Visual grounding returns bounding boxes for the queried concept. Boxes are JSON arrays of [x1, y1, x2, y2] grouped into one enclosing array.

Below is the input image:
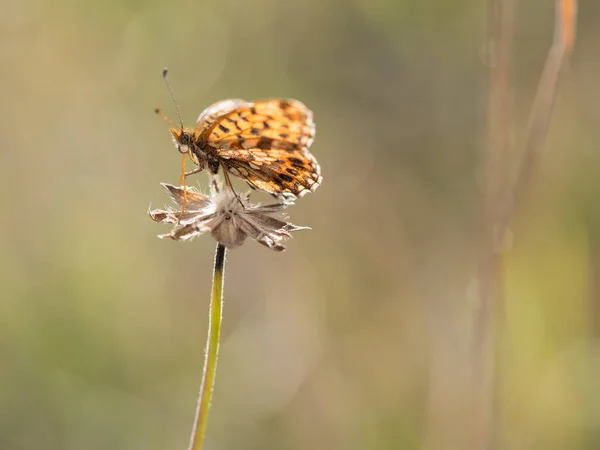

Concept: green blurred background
[[2, 0, 600, 449]]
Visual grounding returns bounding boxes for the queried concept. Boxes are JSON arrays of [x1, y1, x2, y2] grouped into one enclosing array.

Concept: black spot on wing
[[278, 173, 294, 183], [289, 157, 306, 167], [257, 137, 272, 150]]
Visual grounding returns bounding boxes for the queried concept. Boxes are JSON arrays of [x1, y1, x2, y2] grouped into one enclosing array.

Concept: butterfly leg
[[184, 167, 204, 178], [178, 154, 204, 223], [207, 172, 220, 194], [220, 164, 246, 208], [177, 157, 206, 223], [175, 154, 190, 223]]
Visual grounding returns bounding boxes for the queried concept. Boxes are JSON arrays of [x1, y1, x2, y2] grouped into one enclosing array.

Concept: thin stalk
[[188, 243, 227, 450], [471, 1, 577, 449], [471, 2, 514, 449]]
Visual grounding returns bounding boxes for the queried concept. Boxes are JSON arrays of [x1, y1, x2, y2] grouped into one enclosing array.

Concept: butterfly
[[165, 96, 322, 202]]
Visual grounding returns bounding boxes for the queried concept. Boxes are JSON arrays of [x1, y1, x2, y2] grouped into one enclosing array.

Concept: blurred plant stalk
[[472, 0, 577, 449], [188, 244, 226, 450]]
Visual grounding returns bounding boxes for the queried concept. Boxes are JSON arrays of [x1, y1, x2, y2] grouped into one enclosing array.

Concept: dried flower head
[[148, 184, 310, 251]]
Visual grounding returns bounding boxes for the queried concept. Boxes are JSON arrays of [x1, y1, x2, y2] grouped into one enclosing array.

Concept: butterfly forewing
[[201, 100, 311, 145], [195, 99, 250, 132]]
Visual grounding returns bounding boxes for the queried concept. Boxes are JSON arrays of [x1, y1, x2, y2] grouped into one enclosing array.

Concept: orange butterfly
[[158, 70, 322, 202]]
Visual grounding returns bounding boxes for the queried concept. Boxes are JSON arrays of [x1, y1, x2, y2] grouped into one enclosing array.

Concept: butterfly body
[[170, 127, 221, 174], [169, 98, 322, 199]]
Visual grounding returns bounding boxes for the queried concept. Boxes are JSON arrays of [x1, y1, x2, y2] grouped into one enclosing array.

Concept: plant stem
[[188, 243, 227, 450], [471, 2, 514, 449], [471, 1, 577, 449]]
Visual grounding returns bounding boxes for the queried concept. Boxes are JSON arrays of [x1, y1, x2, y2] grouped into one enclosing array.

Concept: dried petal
[[162, 183, 213, 211], [159, 222, 211, 241], [150, 184, 309, 251]]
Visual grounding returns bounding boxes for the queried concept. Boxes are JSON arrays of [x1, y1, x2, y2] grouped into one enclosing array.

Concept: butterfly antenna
[[162, 67, 184, 130], [154, 107, 177, 126]]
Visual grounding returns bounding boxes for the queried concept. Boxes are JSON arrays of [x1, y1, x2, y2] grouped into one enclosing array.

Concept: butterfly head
[[170, 127, 192, 154]]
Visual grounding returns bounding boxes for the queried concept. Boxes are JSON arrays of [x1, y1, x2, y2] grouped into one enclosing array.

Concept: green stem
[[188, 243, 226, 450]]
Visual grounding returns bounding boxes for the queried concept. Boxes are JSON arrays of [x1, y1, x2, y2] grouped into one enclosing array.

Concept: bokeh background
[[2, 0, 600, 449]]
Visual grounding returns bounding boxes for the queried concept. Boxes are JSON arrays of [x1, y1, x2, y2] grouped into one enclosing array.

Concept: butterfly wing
[[204, 99, 314, 147], [195, 99, 251, 132], [220, 146, 322, 198], [202, 99, 321, 197]]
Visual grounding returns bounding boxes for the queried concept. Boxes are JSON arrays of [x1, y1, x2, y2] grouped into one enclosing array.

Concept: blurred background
[[1, 0, 600, 449]]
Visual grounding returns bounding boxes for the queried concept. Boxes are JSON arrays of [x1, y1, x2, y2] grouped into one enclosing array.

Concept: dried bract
[[148, 184, 309, 251]]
